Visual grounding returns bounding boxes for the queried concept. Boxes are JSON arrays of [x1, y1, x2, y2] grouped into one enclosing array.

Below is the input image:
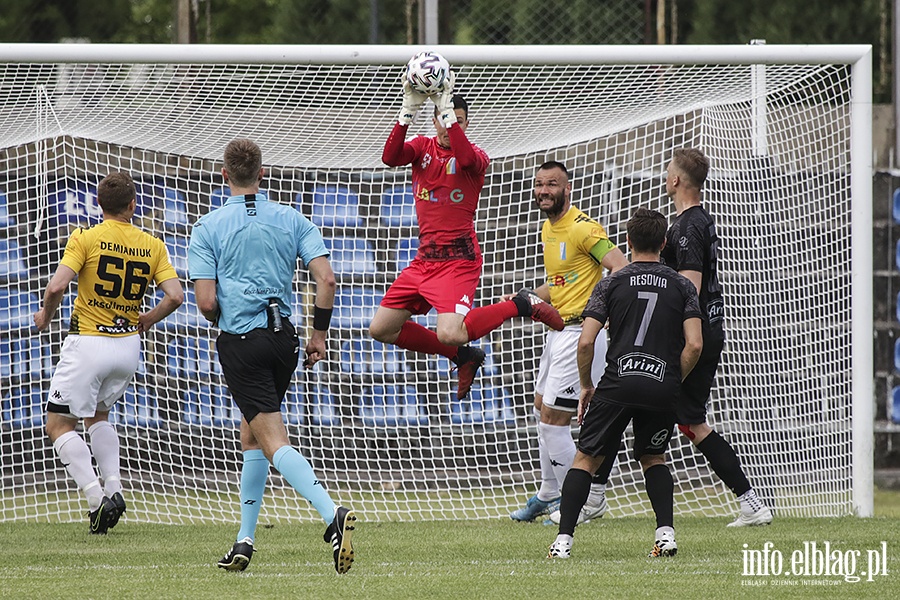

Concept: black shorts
[[216, 319, 300, 422], [675, 332, 725, 425], [578, 399, 675, 462]]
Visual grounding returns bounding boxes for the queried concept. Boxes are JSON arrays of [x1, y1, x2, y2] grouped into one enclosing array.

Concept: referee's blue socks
[[237, 449, 269, 542], [272, 445, 337, 523]]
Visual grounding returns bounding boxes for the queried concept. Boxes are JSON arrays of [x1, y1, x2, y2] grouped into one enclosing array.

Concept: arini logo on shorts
[[617, 352, 665, 382]]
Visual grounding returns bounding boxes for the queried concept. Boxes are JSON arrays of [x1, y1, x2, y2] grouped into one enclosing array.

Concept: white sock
[[88, 421, 122, 496], [103, 475, 122, 497], [656, 526, 675, 539], [555, 533, 574, 545], [535, 408, 559, 501], [53, 431, 103, 509], [539, 421, 576, 490], [586, 483, 606, 507]]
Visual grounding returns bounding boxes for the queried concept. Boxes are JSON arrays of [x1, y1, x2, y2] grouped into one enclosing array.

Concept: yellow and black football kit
[[60, 220, 178, 336], [541, 206, 616, 324]]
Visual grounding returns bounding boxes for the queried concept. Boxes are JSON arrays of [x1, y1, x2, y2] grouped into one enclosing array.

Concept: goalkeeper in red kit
[[369, 71, 564, 399]]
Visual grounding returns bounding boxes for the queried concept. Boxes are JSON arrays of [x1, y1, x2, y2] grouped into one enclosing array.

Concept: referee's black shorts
[[578, 399, 675, 462], [675, 331, 725, 425], [216, 319, 300, 422]]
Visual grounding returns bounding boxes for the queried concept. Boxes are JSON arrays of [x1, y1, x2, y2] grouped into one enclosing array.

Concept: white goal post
[[0, 43, 872, 524]]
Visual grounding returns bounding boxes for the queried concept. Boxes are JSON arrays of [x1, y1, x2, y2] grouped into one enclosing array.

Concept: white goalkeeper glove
[[432, 71, 457, 129], [399, 76, 427, 126]]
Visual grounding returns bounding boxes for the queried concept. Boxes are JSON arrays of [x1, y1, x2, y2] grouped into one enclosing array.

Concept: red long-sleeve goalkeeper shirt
[[382, 123, 490, 261]]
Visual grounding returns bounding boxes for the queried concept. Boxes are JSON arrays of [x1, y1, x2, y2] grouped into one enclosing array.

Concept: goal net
[[0, 44, 872, 524]]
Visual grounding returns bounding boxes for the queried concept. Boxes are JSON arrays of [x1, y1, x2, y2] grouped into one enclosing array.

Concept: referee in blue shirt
[[188, 138, 356, 574]]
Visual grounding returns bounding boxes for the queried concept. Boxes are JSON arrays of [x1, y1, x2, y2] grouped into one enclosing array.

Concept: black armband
[[312, 306, 333, 331]]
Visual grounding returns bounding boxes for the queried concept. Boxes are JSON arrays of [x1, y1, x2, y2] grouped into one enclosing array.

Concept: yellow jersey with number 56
[[542, 206, 614, 324], [60, 220, 178, 336]]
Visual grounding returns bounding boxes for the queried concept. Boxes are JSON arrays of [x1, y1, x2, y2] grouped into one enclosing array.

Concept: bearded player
[[548, 207, 703, 560], [370, 68, 564, 400], [509, 161, 628, 524]]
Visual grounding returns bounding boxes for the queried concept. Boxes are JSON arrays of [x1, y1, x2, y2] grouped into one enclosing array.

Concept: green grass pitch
[[2, 488, 898, 599]]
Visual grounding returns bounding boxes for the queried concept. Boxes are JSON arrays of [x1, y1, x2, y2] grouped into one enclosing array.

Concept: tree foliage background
[[0, 0, 890, 100]]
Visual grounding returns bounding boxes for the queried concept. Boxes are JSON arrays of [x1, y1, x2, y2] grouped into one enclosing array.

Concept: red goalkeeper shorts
[[381, 256, 482, 315]]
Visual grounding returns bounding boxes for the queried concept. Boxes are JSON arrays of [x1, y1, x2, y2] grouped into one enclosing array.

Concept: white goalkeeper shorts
[[534, 325, 607, 413], [47, 334, 141, 419]]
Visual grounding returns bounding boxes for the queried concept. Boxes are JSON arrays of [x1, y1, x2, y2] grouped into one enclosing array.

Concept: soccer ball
[[405, 51, 451, 95]]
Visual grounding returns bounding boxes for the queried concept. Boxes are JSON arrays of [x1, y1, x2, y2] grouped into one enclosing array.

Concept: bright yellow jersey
[[542, 206, 614, 324], [60, 220, 178, 336]]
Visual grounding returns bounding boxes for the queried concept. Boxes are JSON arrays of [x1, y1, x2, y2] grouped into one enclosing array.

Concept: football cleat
[[324, 506, 356, 574], [648, 532, 678, 558], [106, 492, 126, 530], [547, 536, 573, 559], [516, 289, 564, 331], [548, 493, 608, 525], [217, 537, 255, 571], [510, 494, 560, 522], [727, 505, 773, 528], [88, 496, 118, 535], [453, 346, 486, 400]]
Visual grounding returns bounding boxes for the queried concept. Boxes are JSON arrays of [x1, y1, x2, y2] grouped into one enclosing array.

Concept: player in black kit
[[589, 148, 774, 528], [547, 207, 703, 560], [661, 148, 773, 528]]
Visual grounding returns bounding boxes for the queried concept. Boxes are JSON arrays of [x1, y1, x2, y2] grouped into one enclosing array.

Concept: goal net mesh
[[0, 55, 854, 524]]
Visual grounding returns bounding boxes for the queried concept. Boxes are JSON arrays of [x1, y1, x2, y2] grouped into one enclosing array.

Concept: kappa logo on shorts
[[563, 386, 576, 396], [459, 294, 471, 306], [617, 352, 665, 382]]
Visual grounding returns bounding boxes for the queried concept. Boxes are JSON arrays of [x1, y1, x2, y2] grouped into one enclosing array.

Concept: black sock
[[696, 430, 751, 496], [592, 453, 616, 485], [643, 464, 674, 529], [558, 468, 592, 536], [511, 293, 531, 317]]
